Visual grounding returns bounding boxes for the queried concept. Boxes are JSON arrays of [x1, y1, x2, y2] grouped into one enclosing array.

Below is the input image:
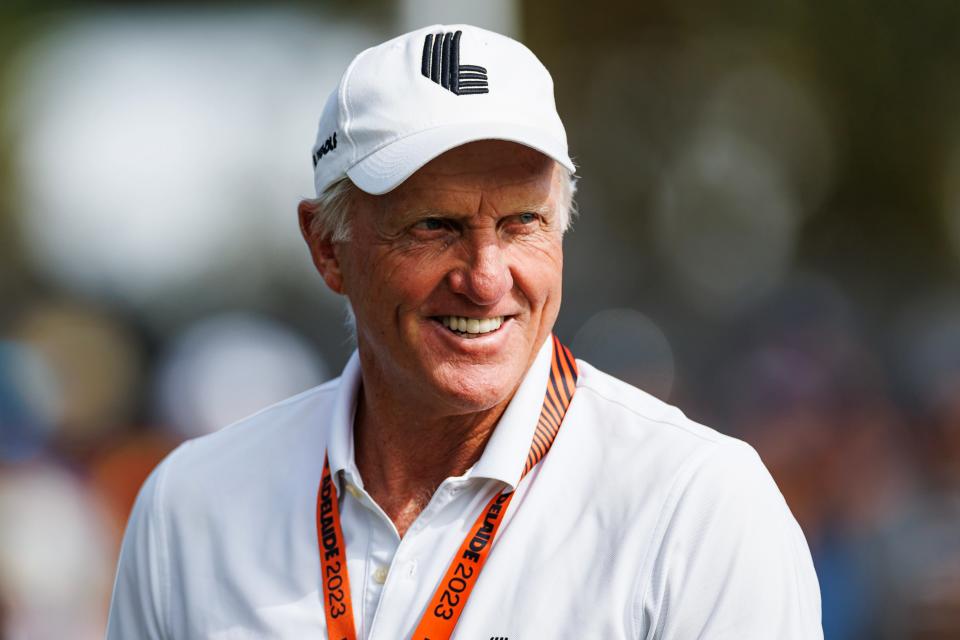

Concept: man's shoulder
[[573, 358, 739, 453], [567, 358, 781, 518]]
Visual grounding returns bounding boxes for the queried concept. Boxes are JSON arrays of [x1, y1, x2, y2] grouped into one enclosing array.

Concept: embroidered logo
[[312, 131, 337, 167], [421, 30, 489, 95]]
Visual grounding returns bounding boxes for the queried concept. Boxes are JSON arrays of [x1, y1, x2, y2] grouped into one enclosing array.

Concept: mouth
[[432, 315, 509, 339]]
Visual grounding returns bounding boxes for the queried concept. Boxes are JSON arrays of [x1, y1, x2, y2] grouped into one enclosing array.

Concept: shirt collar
[[327, 350, 363, 493], [325, 336, 556, 493], [467, 336, 555, 490]]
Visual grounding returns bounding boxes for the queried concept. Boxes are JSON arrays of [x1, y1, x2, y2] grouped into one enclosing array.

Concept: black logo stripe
[[431, 32, 443, 83], [420, 30, 489, 95], [449, 30, 461, 90], [421, 34, 433, 77], [440, 32, 453, 90]]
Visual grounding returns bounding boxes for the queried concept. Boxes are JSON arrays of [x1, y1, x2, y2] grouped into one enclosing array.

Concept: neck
[[353, 377, 511, 538]]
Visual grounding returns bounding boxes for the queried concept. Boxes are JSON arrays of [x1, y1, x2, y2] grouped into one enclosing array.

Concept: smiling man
[[304, 140, 568, 542], [107, 25, 823, 639]]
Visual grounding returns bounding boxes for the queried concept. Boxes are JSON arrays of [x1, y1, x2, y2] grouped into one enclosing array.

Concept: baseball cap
[[310, 24, 574, 196]]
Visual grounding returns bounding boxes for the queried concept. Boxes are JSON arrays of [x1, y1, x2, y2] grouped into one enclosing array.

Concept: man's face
[[329, 140, 565, 415]]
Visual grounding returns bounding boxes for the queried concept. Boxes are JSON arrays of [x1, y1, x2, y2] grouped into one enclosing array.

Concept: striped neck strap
[[318, 335, 578, 640]]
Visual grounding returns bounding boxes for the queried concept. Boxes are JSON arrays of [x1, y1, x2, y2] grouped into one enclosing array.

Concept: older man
[[108, 24, 822, 639]]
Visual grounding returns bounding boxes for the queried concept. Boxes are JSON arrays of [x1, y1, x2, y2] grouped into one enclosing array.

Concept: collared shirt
[[107, 338, 823, 639]]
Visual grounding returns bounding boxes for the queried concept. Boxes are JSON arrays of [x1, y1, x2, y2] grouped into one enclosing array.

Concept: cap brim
[[345, 122, 575, 195]]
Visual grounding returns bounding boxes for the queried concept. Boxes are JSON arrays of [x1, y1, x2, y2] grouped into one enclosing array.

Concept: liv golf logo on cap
[[421, 30, 489, 95]]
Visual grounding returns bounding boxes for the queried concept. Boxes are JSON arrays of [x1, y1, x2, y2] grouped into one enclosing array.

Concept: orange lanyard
[[316, 335, 578, 640]]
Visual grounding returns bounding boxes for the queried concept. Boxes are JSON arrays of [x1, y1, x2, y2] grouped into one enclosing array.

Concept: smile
[[435, 315, 506, 338]]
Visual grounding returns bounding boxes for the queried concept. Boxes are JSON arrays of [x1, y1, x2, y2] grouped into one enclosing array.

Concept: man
[[107, 24, 822, 639]]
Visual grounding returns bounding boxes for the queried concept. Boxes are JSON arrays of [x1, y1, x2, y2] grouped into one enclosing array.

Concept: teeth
[[441, 315, 504, 335]]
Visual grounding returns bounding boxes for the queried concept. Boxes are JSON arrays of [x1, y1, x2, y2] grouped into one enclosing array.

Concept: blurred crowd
[[2, 1, 960, 639], [5, 278, 960, 640]]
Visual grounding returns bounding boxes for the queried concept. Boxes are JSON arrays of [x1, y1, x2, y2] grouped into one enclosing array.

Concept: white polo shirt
[[107, 337, 822, 639]]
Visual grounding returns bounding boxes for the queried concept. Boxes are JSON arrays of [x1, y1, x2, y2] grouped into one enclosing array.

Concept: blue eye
[[518, 212, 538, 224], [415, 218, 445, 231]]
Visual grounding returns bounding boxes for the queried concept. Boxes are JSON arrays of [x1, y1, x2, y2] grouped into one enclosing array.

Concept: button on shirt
[[107, 338, 823, 639]]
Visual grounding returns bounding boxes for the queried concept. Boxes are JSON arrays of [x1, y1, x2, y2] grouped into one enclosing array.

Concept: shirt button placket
[[369, 486, 459, 638], [367, 502, 406, 635]]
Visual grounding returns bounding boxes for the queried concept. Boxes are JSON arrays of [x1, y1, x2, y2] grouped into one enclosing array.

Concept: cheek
[[351, 251, 451, 315], [339, 248, 391, 321], [510, 242, 563, 305]]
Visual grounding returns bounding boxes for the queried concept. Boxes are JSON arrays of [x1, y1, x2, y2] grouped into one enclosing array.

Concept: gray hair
[[302, 169, 578, 243], [303, 176, 357, 243]]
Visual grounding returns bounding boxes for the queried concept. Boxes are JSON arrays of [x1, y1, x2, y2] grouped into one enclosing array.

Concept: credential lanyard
[[316, 335, 579, 640]]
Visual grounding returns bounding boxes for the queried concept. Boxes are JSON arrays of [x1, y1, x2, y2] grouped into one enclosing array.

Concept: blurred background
[[1, 0, 959, 637]]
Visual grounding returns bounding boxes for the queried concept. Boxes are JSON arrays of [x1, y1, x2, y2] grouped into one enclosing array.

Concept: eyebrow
[[404, 202, 555, 219]]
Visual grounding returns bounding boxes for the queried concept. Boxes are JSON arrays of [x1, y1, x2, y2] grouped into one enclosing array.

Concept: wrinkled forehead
[[376, 140, 562, 214]]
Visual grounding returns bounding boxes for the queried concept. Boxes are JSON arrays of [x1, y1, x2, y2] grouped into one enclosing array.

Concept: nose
[[447, 235, 513, 305]]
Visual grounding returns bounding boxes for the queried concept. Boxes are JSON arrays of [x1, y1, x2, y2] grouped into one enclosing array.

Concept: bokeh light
[[153, 312, 329, 439], [0, 341, 60, 462], [896, 290, 960, 416], [11, 303, 142, 449], [654, 127, 799, 315], [8, 9, 379, 310], [0, 464, 113, 640], [572, 308, 675, 400], [398, 0, 519, 36], [700, 63, 836, 214]]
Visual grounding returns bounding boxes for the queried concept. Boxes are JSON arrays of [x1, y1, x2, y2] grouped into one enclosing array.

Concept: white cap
[[311, 24, 575, 196]]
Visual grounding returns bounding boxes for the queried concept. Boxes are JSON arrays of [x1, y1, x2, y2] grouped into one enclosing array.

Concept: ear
[[298, 200, 345, 294]]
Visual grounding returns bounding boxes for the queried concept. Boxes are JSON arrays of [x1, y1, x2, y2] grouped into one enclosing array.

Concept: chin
[[429, 362, 521, 413]]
